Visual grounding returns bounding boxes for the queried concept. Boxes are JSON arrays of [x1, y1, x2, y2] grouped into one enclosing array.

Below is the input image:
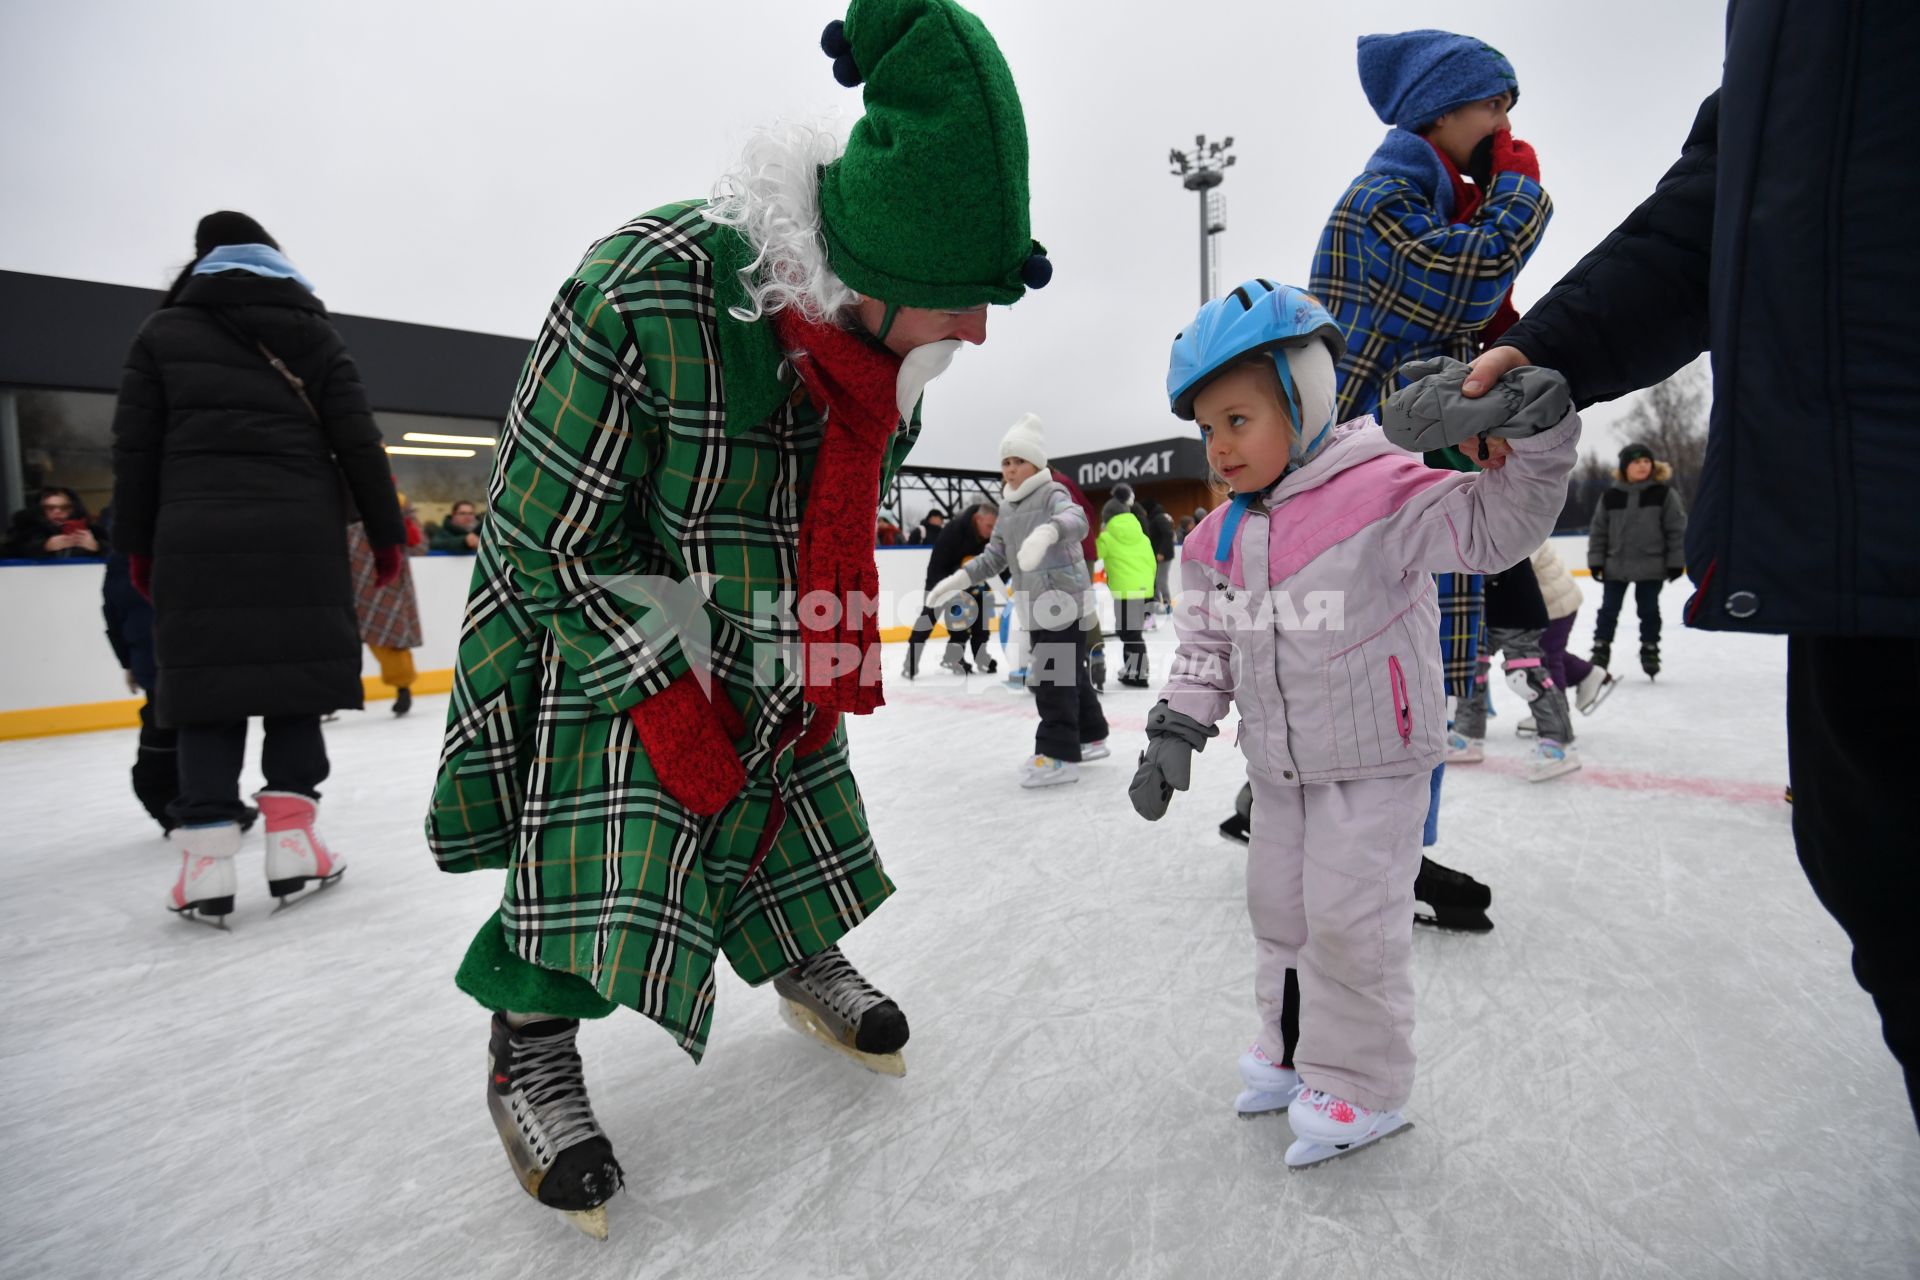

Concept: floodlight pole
[[1168, 134, 1236, 306]]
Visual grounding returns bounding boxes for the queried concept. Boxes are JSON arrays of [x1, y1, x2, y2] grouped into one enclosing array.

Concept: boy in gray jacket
[[929, 414, 1109, 787], [1588, 442, 1687, 677]]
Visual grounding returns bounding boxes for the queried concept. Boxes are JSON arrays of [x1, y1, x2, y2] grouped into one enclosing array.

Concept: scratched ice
[[2, 570, 1915, 1279]]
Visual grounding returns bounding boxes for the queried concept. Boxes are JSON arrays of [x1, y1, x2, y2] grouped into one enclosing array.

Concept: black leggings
[[170, 715, 329, 827]]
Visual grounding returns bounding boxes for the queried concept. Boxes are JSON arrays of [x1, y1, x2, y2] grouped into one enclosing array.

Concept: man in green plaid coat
[[424, 0, 1051, 1238]]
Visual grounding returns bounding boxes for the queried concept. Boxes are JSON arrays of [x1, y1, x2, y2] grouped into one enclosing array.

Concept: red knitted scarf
[[771, 307, 904, 715], [1428, 140, 1520, 346]]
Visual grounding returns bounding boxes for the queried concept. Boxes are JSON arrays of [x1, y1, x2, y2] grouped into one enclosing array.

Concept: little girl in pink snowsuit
[[1130, 281, 1578, 1165]]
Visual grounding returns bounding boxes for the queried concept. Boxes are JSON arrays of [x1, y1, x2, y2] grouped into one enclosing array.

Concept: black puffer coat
[[110, 272, 404, 725], [924, 502, 995, 586], [1497, 1, 1920, 636]]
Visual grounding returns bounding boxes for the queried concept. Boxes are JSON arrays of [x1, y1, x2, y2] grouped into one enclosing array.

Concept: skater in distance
[[1131, 279, 1580, 1167], [423, 0, 1051, 1236], [109, 210, 405, 927]]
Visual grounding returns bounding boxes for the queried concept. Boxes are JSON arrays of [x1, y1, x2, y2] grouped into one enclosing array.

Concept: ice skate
[[1640, 643, 1661, 679], [901, 650, 919, 681], [773, 944, 909, 1077], [1413, 856, 1493, 932], [974, 652, 999, 675], [486, 1013, 624, 1239], [1590, 640, 1612, 672], [1019, 754, 1080, 788], [1285, 1089, 1412, 1169], [1575, 665, 1616, 713], [1515, 716, 1537, 738], [1444, 731, 1484, 764], [1080, 740, 1110, 762], [1218, 784, 1253, 845], [1004, 667, 1028, 691], [1117, 675, 1152, 689], [1526, 740, 1581, 783], [392, 686, 413, 717], [939, 640, 972, 676], [166, 821, 241, 928], [258, 791, 345, 912], [1235, 1043, 1302, 1118]]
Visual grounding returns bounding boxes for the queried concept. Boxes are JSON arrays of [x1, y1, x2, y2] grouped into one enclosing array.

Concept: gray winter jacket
[[962, 472, 1090, 629], [1588, 462, 1686, 582]]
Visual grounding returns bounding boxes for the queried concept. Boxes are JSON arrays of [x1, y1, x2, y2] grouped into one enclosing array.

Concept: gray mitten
[[1382, 357, 1572, 454], [1128, 701, 1220, 821]]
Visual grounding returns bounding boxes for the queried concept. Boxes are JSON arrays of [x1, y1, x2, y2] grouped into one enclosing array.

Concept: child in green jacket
[[1097, 496, 1157, 687]]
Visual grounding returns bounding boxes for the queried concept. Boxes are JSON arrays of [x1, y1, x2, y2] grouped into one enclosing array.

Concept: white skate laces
[[790, 946, 884, 1023], [507, 1023, 604, 1161]]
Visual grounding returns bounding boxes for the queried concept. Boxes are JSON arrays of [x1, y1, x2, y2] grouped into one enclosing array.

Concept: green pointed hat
[[816, 0, 1051, 309]]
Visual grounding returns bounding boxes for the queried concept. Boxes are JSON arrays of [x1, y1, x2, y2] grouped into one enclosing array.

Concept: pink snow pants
[[1246, 768, 1430, 1111]]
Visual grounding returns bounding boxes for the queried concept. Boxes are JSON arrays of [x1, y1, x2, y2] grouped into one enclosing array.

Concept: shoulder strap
[[195, 306, 321, 423]]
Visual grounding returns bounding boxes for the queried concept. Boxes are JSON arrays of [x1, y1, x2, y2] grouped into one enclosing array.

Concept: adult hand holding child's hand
[[1383, 357, 1570, 459]]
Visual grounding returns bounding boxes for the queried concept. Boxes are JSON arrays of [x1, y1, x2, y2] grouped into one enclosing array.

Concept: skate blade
[[1526, 760, 1582, 784], [1413, 909, 1493, 934], [562, 1206, 609, 1240], [169, 905, 233, 932], [778, 997, 905, 1077], [270, 870, 345, 915], [1285, 1118, 1414, 1170]]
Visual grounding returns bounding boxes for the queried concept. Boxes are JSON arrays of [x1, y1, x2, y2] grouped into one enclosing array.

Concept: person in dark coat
[[904, 502, 997, 677], [4, 486, 106, 559], [428, 500, 484, 552], [1139, 498, 1176, 610], [99, 507, 178, 832], [1463, 0, 1920, 1126], [110, 210, 405, 923], [1587, 442, 1687, 676], [1050, 467, 1108, 688], [906, 507, 945, 545]]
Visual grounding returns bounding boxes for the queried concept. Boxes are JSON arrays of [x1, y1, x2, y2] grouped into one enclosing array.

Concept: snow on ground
[[1, 574, 1915, 1280]]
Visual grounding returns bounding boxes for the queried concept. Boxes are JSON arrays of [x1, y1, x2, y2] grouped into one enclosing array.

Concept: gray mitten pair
[[1129, 701, 1219, 821], [1382, 358, 1572, 456]]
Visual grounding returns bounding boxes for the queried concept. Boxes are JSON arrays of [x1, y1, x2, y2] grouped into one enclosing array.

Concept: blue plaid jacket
[[1311, 169, 1551, 422]]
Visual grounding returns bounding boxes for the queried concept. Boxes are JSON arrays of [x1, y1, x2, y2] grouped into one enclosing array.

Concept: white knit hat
[[999, 412, 1047, 468]]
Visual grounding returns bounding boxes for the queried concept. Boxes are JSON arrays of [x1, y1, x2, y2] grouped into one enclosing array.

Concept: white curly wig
[[701, 121, 858, 325]]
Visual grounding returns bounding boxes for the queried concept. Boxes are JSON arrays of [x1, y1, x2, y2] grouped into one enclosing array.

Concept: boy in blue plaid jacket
[[1313, 30, 1554, 930]]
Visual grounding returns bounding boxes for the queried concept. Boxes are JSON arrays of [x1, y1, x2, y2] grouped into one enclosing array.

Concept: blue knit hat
[[1356, 30, 1519, 129]]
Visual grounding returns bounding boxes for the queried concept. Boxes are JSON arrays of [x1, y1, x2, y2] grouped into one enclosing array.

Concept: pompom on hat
[[1356, 30, 1519, 130], [816, 0, 1050, 309]]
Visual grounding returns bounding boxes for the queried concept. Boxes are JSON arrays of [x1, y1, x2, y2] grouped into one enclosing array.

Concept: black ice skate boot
[[1590, 640, 1612, 673], [774, 945, 910, 1076], [1640, 643, 1661, 679], [1413, 856, 1493, 933], [487, 1013, 624, 1239], [1218, 781, 1253, 845]]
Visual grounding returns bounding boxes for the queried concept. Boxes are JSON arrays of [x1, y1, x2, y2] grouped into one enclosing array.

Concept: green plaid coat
[[427, 202, 919, 1060]]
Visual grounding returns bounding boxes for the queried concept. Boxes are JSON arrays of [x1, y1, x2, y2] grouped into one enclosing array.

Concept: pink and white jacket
[[1161, 411, 1580, 785]]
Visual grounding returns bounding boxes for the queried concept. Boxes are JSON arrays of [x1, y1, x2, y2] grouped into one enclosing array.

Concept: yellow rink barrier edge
[[0, 623, 956, 741]]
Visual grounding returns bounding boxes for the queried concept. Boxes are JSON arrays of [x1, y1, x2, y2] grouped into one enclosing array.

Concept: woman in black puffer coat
[[111, 211, 404, 922]]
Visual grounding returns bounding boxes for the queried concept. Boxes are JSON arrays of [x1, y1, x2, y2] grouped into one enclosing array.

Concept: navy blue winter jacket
[[1496, 0, 1920, 637]]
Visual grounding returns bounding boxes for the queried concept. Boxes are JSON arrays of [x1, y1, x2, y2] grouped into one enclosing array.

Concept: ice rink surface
[[2, 575, 1916, 1280]]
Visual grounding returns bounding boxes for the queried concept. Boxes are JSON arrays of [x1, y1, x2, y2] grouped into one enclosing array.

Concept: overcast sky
[[1, 0, 1726, 467]]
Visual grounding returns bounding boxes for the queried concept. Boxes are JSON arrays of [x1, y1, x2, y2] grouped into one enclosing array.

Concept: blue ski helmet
[[1166, 280, 1345, 422]]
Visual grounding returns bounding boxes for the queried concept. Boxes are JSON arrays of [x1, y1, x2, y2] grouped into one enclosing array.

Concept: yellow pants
[[369, 644, 416, 690]]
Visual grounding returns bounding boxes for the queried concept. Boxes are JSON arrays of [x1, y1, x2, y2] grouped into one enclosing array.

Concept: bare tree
[[1615, 364, 1710, 506]]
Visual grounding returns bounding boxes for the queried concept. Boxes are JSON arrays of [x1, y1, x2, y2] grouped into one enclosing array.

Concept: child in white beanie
[[929, 413, 1109, 786]]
